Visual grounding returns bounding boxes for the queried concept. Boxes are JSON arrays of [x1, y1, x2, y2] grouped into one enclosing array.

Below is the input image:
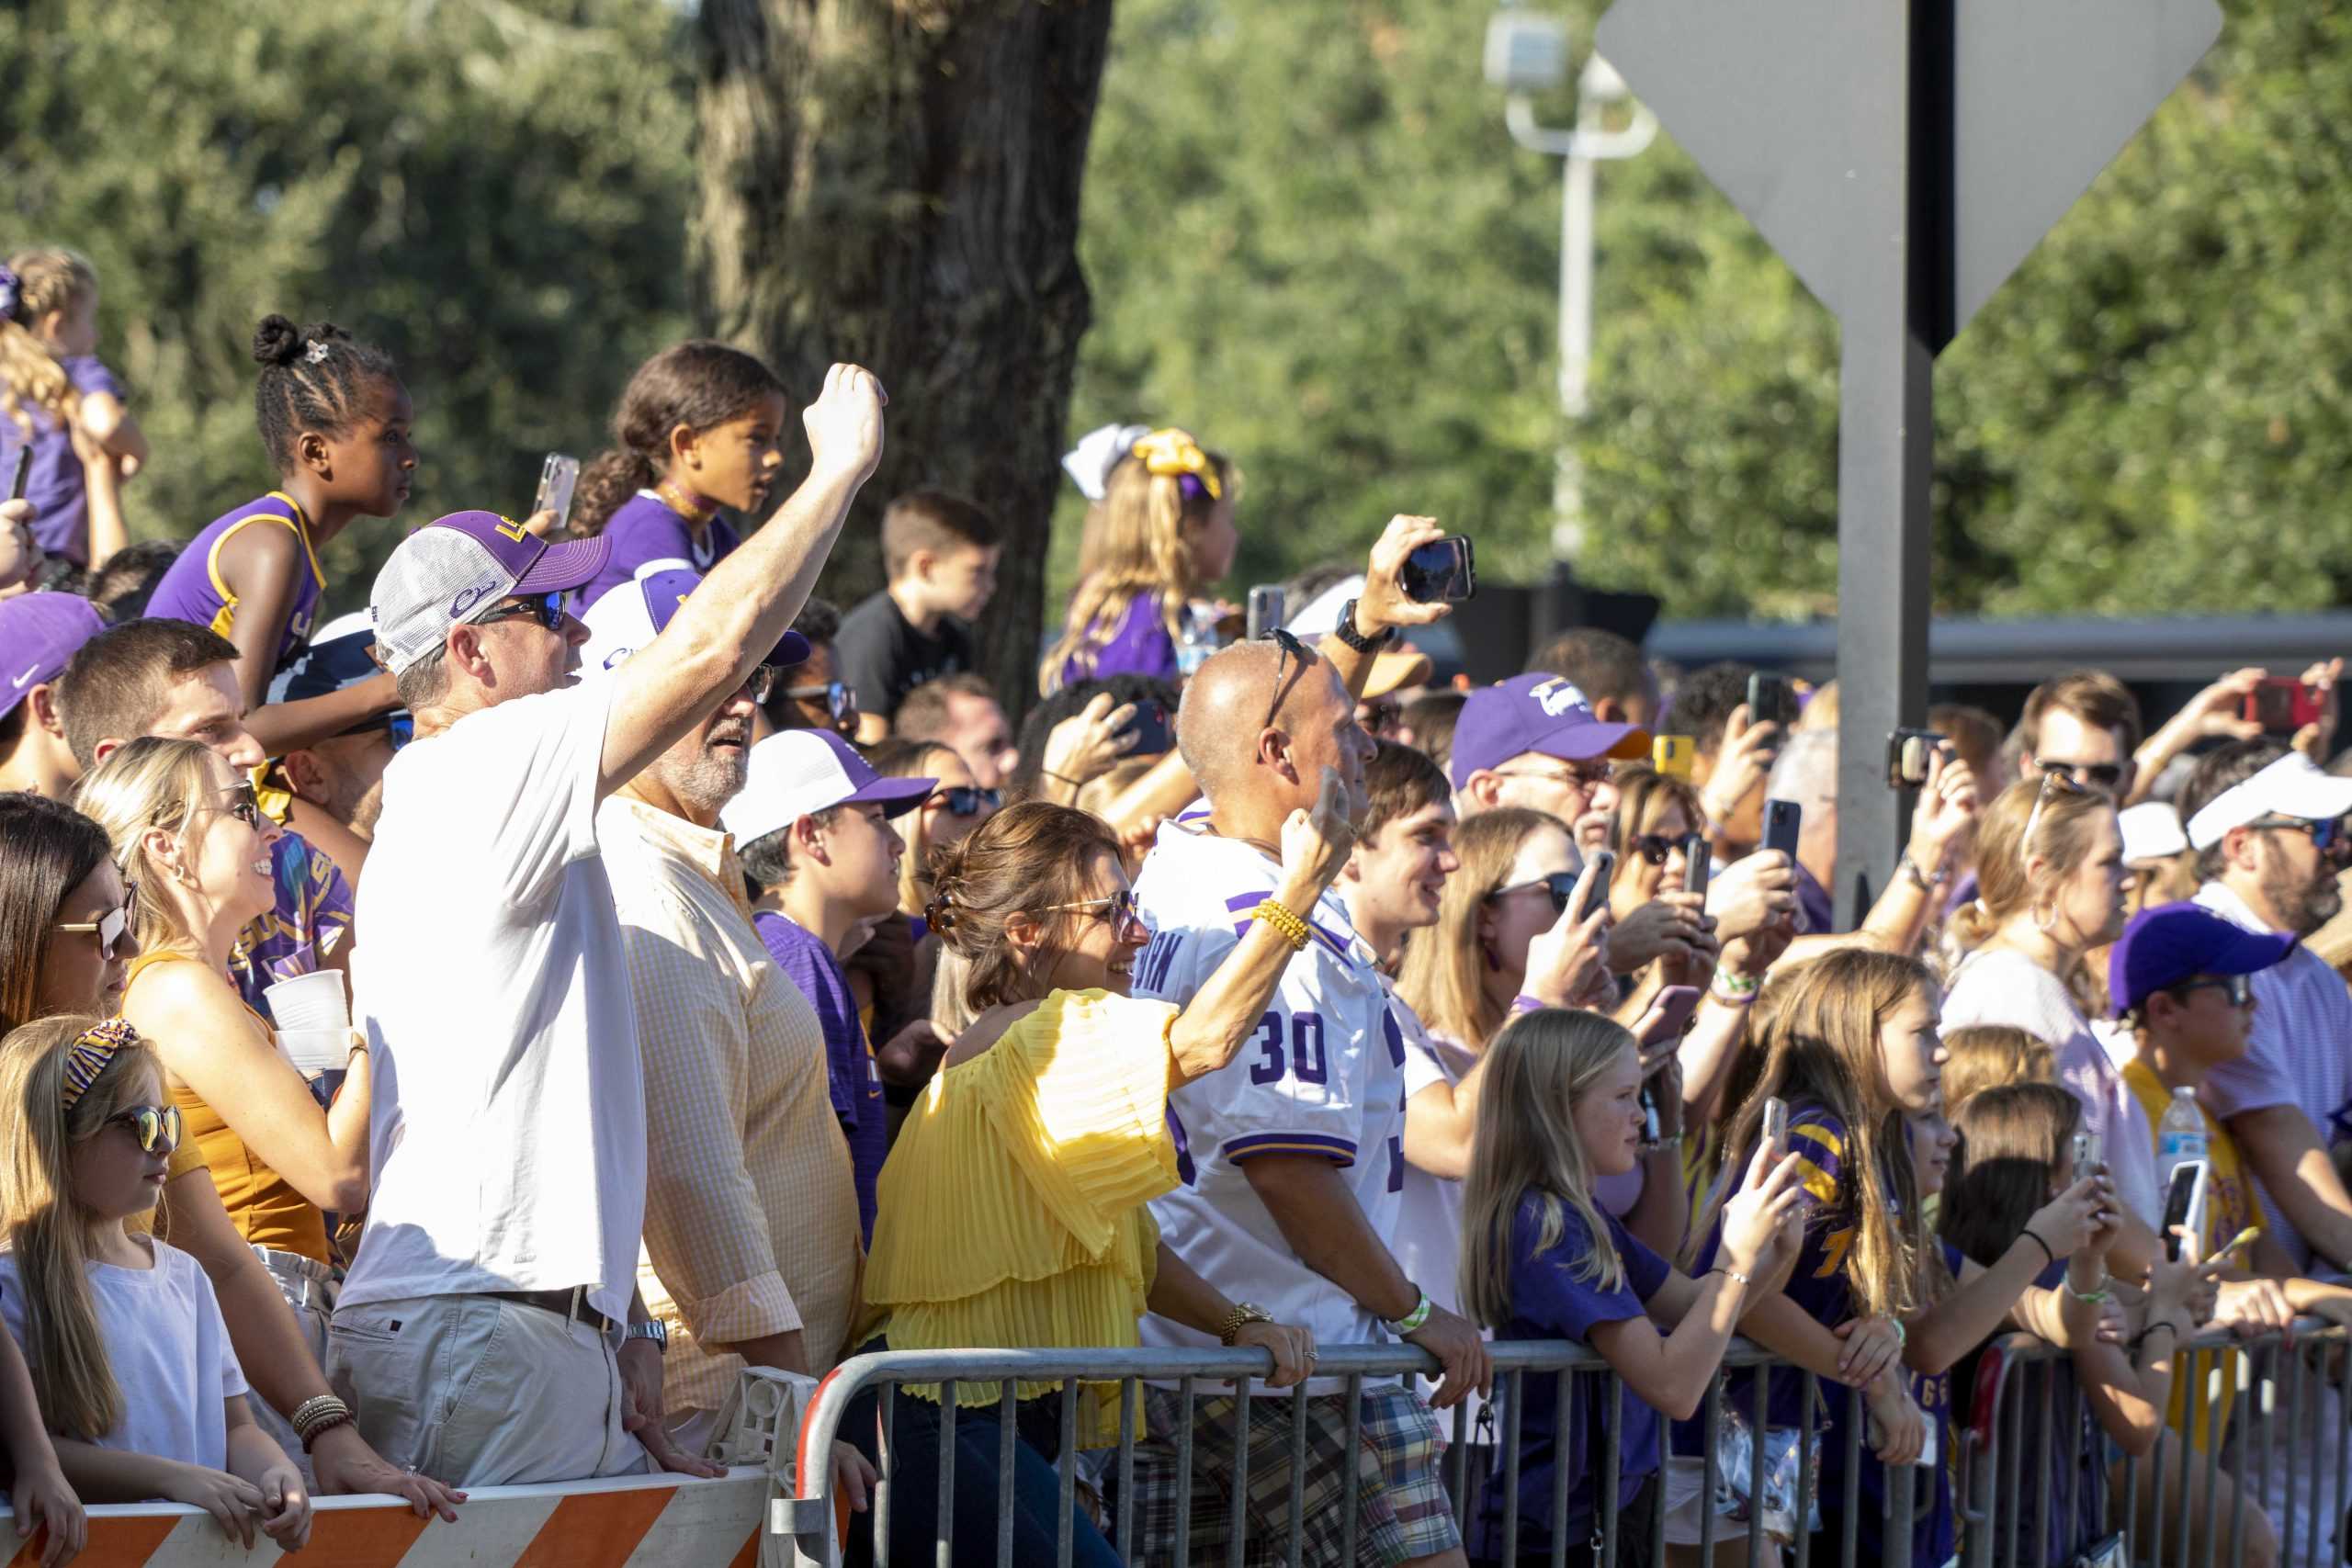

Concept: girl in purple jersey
[[1462, 1007, 1805, 1567], [142, 316, 411, 754], [569, 341, 789, 608], [0, 248, 145, 573]]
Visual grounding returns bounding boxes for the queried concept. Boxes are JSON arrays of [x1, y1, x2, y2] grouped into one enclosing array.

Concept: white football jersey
[[1131, 819, 1409, 1389]]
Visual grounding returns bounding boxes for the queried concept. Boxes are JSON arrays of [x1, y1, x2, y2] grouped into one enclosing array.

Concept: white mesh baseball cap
[[718, 728, 935, 848], [581, 559, 808, 677], [369, 511, 611, 675]]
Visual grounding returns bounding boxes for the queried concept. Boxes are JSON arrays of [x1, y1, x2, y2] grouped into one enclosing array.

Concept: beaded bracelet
[[1251, 899, 1310, 952]]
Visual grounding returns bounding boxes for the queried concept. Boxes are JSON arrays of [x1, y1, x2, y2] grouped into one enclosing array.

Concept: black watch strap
[[1330, 598, 1393, 654]]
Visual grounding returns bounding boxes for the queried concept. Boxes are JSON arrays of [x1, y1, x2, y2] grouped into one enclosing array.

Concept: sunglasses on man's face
[[929, 785, 1001, 818], [53, 885, 137, 963], [2250, 815, 2342, 853], [478, 591, 569, 633], [102, 1103, 184, 1156], [1488, 871, 1577, 917], [2038, 759, 2126, 792]]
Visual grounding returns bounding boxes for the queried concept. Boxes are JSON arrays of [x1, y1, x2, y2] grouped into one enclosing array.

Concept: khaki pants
[[250, 1247, 335, 1487], [324, 1293, 649, 1488]]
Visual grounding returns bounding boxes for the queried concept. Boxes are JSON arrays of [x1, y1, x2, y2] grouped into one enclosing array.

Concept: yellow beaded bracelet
[[1251, 898, 1310, 952]]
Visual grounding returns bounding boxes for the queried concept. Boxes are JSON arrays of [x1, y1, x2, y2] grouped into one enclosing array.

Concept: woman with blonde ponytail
[[1939, 774, 2165, 1256], [1041, 426, 1239, 694]]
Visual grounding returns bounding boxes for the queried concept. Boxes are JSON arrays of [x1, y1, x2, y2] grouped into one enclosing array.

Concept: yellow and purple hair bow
[[61, 1018, 141, 1111], [1129, 428, 1223, 502]]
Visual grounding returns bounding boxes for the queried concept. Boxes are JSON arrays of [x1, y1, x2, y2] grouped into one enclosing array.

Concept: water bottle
[[2156, 1086, 2208, 1186], [1174, 601, 1217, 676]]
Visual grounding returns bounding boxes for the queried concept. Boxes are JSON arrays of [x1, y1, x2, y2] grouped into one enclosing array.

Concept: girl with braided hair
[[143, 315, 413, 753]]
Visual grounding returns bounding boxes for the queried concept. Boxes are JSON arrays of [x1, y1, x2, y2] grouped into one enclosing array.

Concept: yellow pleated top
[[861, 987, 1180, 1447], [123, 953, 332, 1263]]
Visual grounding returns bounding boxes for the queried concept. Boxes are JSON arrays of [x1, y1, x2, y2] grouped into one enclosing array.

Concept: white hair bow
[[1060, 423, 1150, 502]]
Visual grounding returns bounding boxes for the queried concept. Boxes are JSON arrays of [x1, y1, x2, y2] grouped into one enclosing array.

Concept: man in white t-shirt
[[1128, 613, 1489, 1568], [325, 364, 887, 1489], [2176, 740, 2352, 1564]]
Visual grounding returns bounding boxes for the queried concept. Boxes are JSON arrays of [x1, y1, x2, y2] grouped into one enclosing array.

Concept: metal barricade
[[777, 1323, 2349, 1568], [1960, 1321, 2351, 1568]]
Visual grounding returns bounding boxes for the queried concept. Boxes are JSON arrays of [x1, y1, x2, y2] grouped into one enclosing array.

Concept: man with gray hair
[[1126, 517, 1489, 1568], [327, 365, 888, 1489]]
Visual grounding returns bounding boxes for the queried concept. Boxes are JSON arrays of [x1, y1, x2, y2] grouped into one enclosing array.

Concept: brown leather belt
[[483, 1286, 615, 1337]]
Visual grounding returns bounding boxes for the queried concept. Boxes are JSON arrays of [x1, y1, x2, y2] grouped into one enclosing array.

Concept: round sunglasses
[[103, 1102, 184, 1156]]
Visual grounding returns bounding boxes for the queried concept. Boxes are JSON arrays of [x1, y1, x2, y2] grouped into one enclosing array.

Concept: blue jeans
[[842, 1341, 1121, 1568]]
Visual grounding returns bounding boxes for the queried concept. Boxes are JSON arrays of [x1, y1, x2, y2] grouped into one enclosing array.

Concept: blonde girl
[[1460, 1007, 1804, 1566], [0, 1015, 309, 1550], [1042, 428, 1238, 694], [0, 249, 138, 570], [74, 738, 371, 1477]]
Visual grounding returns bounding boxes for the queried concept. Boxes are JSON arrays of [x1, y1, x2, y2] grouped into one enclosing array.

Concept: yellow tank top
[[122, 953, 331, 1263]]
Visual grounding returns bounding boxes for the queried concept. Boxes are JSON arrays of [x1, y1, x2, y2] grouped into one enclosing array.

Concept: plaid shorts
[[1124, 1383, 1461, 1566]]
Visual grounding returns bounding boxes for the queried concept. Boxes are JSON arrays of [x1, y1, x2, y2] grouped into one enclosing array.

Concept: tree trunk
[[694, 0, 1114, 724]]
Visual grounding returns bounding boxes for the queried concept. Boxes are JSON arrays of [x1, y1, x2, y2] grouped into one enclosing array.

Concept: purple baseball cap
[[1449, 672, 1652, 789], [580, 561, 808, 675], [718, 728, 937, 846], [0, 592, 105, 723], [368, 510, 613, 675], [2109, 901, 2298, 1018]]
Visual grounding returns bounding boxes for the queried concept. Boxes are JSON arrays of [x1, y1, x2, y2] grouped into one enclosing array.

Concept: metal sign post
[[1595, 0, 2222, 924]]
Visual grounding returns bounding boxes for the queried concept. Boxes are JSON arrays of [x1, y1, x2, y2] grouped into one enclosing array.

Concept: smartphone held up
[[1400, 536, 1476, 604], [533, 453, 581, 536]]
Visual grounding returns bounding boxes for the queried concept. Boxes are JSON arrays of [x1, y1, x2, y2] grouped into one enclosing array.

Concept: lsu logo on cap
[[1531, 677, 1592, 718]]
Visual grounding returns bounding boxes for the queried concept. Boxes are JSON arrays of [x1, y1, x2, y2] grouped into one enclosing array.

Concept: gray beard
[[673, 748, 750, 818]]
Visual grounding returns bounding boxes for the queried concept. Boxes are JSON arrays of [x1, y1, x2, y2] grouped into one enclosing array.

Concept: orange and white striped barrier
[[1, 1468, 772, 1568]]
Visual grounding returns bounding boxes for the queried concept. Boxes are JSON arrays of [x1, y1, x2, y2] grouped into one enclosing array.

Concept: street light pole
[[1492, 37, 1657, 557]]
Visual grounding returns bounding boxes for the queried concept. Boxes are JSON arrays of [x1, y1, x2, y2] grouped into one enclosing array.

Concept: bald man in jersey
[[1124, 519, 1487, 1568]]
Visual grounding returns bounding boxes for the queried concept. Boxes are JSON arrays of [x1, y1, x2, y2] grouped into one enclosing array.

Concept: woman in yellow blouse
[[858, 779, 1351, 1565]]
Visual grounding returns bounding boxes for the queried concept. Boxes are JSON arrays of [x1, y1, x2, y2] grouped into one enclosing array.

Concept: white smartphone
[[533, 452, 581, 534], [1762, 1096, 1789, 1149]]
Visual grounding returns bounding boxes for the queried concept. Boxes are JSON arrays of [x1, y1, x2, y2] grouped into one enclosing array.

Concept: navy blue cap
[[2109, 901, 2298, 1017]]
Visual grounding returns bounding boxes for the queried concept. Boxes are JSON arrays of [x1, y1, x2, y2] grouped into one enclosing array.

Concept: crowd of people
[[0, 247, 2348, 1568]]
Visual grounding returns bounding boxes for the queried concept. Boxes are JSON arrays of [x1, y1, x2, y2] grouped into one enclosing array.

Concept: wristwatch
[[1216, 1303, 1275, 1347], [1330, 599, 1394, 654], [625, 1319, 670, 1354]]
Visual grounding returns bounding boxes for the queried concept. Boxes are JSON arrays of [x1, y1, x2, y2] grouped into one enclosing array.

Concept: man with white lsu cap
[[328, 363, 888, 1490], [2177, 738, 2352, 1562]]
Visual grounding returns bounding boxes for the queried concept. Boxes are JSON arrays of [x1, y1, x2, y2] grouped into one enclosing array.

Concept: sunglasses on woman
[[928, 785, 1001, 818], [1487, 871, 1577, 917], [53, 885, 138, 963], [1625, 833, 1679, 867], [1043, 887, 1152, 938], [786, 682, 858, 722], [478, 590, 570, 633], [219, 780, 265, 829], [103, 1102, 184, 1156]]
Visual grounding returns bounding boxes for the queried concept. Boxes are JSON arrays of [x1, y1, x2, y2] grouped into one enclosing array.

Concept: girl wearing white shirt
[[0, 1014, 311, 1551]]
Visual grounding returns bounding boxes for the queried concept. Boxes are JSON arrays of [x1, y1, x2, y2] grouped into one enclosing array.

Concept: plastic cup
[[266, 969, 348, 1032], [277, 1028, 355, 1077]]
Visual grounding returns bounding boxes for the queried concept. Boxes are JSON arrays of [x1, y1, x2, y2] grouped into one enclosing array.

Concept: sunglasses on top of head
[[477, 591, 569, 633], [928, 785, 1002, 818]]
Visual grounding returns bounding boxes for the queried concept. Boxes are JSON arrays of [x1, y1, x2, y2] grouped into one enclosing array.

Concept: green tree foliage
[[1, 0, 695, 604], [1072, 0, 2352, 624]]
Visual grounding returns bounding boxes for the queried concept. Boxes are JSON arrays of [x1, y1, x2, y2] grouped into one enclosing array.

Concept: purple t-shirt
[[1474, 1196, 1671, 1557], [754, 909, 885, 1241], [1058, 591, 1180, 688], [1792, 859, 1836, 936], [6, 355, 124, 567], [577, 493, 741, 611], [143, 492, 323, 674]]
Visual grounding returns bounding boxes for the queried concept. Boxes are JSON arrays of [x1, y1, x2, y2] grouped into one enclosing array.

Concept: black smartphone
[[1747, 672, 1798, 728], [1246, 585, 1286, 642], [3, 445, 25, 503], [1761, 799, 1802, 861], [2162, 1160, 2209, 1263], [1579, 850, 1614, 921], [1400, 536, 1476, 604], [1115, 697, 1177, 758], [1681, 832, 1711, 902], [1885, 729, 1948, 790]]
